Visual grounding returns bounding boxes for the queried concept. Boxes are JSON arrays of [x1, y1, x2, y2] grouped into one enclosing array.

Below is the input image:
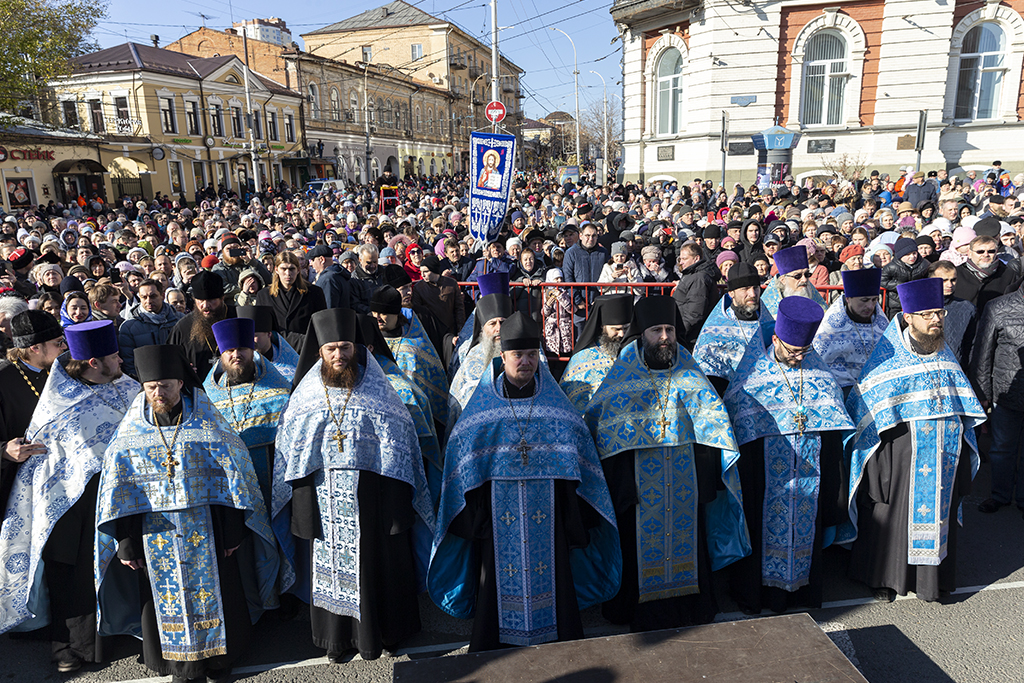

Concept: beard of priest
[[599, 324, 628, 359], [901, 306, 945, 354], [642, 325, 677, 368], [780, 272, 815, 299], [731, 284, 761, 321], [190, 297, 229, 346], [221, 346, 256, 386], [320, 341, 358, 389]]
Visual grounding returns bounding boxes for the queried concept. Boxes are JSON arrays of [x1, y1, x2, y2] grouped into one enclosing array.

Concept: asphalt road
[[3, 463, 1023, 683]]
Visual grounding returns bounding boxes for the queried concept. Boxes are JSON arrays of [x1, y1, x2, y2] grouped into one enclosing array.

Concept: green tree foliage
[[0, 0, 107, 118]]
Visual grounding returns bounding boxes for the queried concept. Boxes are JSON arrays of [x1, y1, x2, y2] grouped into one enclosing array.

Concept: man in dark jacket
[[903, 171, 939, 209], [970, 280, 1024, 515], [954, 233, 1020, 316], [880, 238, 930, 317], [117, 279, 184, 377], [308, 244, 353, 310], [672, 241, 719, 350], [562, 222, 609, 332]]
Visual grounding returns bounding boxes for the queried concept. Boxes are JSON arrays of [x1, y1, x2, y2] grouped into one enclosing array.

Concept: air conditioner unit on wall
[[370, 125, 378, 133]]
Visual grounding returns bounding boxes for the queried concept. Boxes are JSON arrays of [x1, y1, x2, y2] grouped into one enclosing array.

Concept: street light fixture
[[550, 28, 580, 166], [361, 47, 389, 184], [589, 70, 607, 170]]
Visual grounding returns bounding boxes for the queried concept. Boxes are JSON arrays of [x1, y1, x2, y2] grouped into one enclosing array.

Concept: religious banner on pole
[[469, 131, 516, 244]]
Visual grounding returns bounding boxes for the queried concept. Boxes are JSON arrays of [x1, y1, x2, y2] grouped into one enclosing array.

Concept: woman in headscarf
[[59, 290, 93, 327], [31, 262, 64, 296], [403, 242, 425, 281]]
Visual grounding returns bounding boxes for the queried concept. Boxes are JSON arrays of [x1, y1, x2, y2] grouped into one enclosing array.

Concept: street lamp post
[[589, 70, 607, 170], [551, 28, 580, 166], [362, 47, 389, 184]]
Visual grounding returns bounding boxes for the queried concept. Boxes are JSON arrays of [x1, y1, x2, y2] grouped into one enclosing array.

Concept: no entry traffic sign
[[485, 101, 506, 124]]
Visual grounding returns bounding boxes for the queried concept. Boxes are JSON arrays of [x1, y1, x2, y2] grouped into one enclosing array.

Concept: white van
[[304, 179, 347, 195]]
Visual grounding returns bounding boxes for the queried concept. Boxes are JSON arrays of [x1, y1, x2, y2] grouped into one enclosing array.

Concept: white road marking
[[110, 580, 1024, 683]]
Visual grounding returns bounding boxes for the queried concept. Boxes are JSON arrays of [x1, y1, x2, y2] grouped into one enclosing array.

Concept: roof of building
[[305, 0, 438, 35], [521, 118, 554, 130], [0, 116, 104, 142], [71, 43, 295, 97]]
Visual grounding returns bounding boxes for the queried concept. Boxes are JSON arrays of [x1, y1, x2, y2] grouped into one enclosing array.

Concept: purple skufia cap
[[897, 277, 944, 314], [212, 317, 256, 352], [477, 271, 510, 298], [841, 268, 882, 299], [66, 320, 118, 361], [775, 296, 824, 347], [773, 245, 809, 275]]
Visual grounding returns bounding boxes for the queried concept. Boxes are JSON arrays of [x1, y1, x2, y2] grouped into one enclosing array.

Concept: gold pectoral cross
[[515, 439, 531, 465], [792, 411, 808, 435], [160, 451, 179, 480], [655, 416, 671, 439], [332, 430, 346, 451]]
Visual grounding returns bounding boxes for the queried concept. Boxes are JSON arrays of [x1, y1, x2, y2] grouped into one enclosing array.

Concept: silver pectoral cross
[[515, 438, 531, 465]]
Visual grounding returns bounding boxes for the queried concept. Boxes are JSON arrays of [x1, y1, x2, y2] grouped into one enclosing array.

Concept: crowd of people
[[0, 160, 1021, 682]]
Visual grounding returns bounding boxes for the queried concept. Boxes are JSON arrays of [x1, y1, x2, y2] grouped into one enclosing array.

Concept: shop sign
[[0, 146, 56, 162]]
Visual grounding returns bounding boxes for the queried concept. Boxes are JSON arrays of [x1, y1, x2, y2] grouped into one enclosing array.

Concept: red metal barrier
[[457, 280, 888, 362]]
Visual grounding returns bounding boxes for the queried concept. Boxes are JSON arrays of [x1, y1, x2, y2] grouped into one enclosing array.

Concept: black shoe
[[55, 654, 82, 673], [978, 498, 1006, 513], [171, 676, 202, 683], [327, 651, 347, 664], [873, 588, 896, 602], [207, 667, 232, 682]]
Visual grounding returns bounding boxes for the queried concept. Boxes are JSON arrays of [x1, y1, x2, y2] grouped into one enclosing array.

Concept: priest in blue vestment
[[358, 314, 444, 506], [844, 278, 985, 603], [429, 312, 621, 651], [584, 297, 749, 631], [0, 321, 138, 673], [370, 285, 450, 430], [760, 245, 828, 317], [204, 317, 292, 506], [812, 269, 888, 392], [95, 345, 281, 683], [559, 294, 633, 413], [238, 305, 299, 383], [723, 297, 854, 614], [272, 309, 434, 662], [693, 262, 775, 397]]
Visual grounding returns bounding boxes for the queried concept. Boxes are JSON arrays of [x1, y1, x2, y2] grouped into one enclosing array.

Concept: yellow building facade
[[46, 42, 304, 204]]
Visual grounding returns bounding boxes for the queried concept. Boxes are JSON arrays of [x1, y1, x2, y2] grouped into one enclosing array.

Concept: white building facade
[[615, 0, 1024, 184]]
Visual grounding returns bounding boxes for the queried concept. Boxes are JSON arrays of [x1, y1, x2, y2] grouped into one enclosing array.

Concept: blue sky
[[93, 0, 623, 120]]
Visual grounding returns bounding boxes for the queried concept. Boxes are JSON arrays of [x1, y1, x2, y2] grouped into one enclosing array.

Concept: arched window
[[801, 32, 848, 126], [427, 107, 434, 134], [308, 83, 320, 119], [384, 99, 393, 128], [656, 48, 683, 136], [349, 91, 359, 122], [368, 99, 375, 124], [330, 88, 340, 121], [955, 23, 1007, 120], [440, 108, 447, 136], [416, 105, 422, 131]]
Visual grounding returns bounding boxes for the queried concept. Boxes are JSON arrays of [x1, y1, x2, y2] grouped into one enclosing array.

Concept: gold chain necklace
[[225, 367, 259, 427], [14, 361, 45, 398], [324, 383, 355, 452], [505, 380, 537, 465], [152, 404, 184, 480], [643, 359, 673, 440], [772, 351, 807, 434]]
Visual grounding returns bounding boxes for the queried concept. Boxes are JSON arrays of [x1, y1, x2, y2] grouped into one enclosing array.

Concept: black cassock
[[849, 421, 973, 602], [729, 431, 845, 615], [601, 443, 722, 632], [44, 475, 103, 662], [290, 470, 421, 660], [116, 506, 251, 678], [448, 479, 601, 653], [166, 311, 231, 381], [0, 359, 45, 512]]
